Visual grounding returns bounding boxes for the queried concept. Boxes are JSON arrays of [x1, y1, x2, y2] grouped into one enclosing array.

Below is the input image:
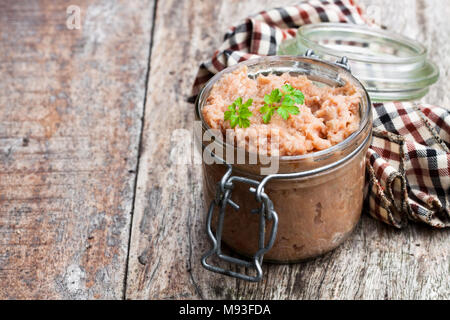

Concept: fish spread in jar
[[200, 63, 370, 262], [202, 66, 361, 156]]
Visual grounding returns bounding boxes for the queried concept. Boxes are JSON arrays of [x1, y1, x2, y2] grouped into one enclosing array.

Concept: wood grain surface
[[125, 0, 450, 300], [0, 0, 448, 300], [0, 0, 155, 299]]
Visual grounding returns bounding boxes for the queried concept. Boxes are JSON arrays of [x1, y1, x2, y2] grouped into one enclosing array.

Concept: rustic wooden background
[[0, 0, 448, 299]]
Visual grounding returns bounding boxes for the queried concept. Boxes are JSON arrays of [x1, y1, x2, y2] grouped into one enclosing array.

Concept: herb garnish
[[260, 84, 305, 123], [223, 84, 305, 128], [224, 97, 253, 129]]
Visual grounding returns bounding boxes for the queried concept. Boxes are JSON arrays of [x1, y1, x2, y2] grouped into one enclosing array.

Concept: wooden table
[[0, 0, 448, 300]]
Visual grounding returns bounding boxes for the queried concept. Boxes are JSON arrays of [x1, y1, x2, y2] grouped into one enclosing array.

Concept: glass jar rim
[[195, 55, 372, 163], [278, 23, 439, 101], [297, 23, 427, 65]]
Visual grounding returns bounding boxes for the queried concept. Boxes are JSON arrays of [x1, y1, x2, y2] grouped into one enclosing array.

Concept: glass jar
[[278, 23, 439, 101], [195, 55, 372, 281]]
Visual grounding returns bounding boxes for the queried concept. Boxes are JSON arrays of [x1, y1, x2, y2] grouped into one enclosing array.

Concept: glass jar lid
[[278, 23, 439, 101]]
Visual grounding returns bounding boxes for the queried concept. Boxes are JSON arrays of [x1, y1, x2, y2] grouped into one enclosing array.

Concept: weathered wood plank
[[0, 0, 155, 299], [125, 0, 298, 299], [126, 0, 449, 299]]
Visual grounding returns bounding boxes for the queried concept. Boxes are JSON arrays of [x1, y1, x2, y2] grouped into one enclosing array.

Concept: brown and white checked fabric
[[191, 0, 374, 98], [367, 103, 449, 228], [191, 0, 450, 228]]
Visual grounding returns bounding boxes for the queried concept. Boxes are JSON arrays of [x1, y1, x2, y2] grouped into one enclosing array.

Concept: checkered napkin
[[192, 0, 450, 228]]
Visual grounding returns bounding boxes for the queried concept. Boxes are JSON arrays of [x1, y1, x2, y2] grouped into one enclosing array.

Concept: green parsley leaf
[[260, 104, 275, 124], [242, 98, 253, 109], [262, 107, 275, 124], [281, 83, 294, 94], [223, 97, 253, 129], [223, 105, 234, 121], [230, 115, 239, 128], [276, 107, 289, 120], [264, 89, 282, 105], [260, 83, 304, 123], [277, 104, 299, 120], [238, 107, 253, 119], [282, 83, 305, 105]]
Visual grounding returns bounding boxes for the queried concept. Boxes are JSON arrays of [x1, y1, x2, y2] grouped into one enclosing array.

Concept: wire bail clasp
[[201, 164, 279, 282]]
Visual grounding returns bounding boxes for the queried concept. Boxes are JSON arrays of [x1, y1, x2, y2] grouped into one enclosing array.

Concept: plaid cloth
[[368, 103, 449, 228], [192, 0, 450, 228]]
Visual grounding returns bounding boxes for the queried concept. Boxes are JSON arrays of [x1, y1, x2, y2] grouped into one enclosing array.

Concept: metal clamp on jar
[[195, 53, 373, 282]]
